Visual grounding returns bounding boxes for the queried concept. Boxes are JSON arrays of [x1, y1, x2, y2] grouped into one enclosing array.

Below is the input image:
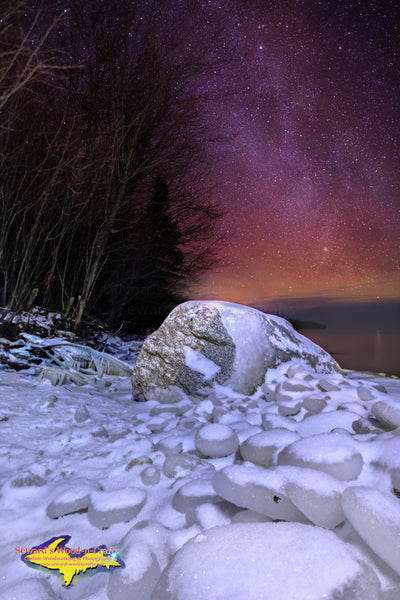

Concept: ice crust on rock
[[195, 423, 239, 458], [212, 464, 307, 521], [131, 300, 340, 400], [372, 401, 400, 429], [151, 523, 380, 600], [342, 486, 400, 577], [278, 432, 363, 481], [240, 428, 300, 467], [88, 487, 146, 528]]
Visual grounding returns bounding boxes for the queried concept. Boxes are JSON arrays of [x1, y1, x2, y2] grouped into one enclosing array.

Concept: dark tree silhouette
[[0, 0, 226, 331]]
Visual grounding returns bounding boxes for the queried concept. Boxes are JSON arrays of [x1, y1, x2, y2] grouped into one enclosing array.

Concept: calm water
[[300, 329, 400, 376]]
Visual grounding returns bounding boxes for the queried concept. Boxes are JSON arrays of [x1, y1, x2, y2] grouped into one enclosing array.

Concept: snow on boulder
[[88, 487, 146, 529], [131, 301, 340, 400], [46, 477, 101, 519], [150, 522, 380, 600], [342, 486, 400, 577], [277, 432, 363, 481], [172, 477, 220, 514], [195, 423, 239, 458], [240, 428, 300, 467]]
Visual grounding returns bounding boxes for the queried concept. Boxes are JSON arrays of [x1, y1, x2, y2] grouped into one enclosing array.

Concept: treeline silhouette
[[0, 0, 225, 332]]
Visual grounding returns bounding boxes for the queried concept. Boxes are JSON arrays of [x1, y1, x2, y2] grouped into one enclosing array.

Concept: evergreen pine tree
[[127, 175, 186, 330]]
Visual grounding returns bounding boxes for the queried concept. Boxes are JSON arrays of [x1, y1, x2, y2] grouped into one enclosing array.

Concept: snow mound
[[195, 423, 239, 457], [240, 428, 300, 467], [151, 522, 380, 600]]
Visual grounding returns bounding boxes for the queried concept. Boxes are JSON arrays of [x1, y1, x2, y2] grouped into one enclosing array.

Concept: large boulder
[[131, 301, 340, 401]]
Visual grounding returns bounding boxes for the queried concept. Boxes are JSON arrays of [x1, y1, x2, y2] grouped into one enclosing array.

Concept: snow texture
[[1, 313, 400, 599], [151, 522, 380, 600]]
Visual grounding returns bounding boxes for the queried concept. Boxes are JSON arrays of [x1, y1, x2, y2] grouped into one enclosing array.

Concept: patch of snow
[[182, 346, 220, 380]]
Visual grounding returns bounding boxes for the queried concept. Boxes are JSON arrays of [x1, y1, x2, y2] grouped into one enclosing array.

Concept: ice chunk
[[91, 425, 109, 438], [163, 452, 214, 479], [195, 424, 239, 458], [150, 405, 182, 417], [212, 464, 307, 521], [357, 384, 376, 401], [352, 417, 384, 434], [297, 410, 361, 436], [151, 522, 380, 600], [277, 432, 363, 481], [282, 380, 314, 392], [302, 394, 327, 413], [172, 477, 220, 513], [88, 487, 146, 528], [285, 363, 306, 377], [231, 509, 272, 523], [318, 378, 342, 392], [108, 428, 132, 443], [141, 467, 160, 486], [156, 386, 189, 404], [342, 486, 400, 577], [240, 429, 300, 468], [147, 417, 168, 432], [261, 412, 297, 431], [156, 436, 183, 456], [46, 477, 101, 518], [107, 541, 160, 600], [278, 400, 302, 416], [280, 465, 345, 529], [372, 401, 400, 429], [74, 404, 90, 422]]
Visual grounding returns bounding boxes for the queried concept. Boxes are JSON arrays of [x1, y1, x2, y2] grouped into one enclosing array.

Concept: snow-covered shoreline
[[1, 354, 400, 598]]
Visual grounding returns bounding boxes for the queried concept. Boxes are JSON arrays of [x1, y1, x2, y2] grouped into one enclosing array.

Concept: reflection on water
[[300, 329, 400, 376]]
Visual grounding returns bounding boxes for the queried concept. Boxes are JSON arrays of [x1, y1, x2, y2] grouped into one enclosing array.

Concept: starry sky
[[188, 0, 400, 310]]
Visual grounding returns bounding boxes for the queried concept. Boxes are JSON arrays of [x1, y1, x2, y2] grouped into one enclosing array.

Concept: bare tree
[[49, 0, 226, 328], [0, 0, 227, 330]]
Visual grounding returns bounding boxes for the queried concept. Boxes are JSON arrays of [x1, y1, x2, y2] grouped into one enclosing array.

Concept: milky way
[[191, 0, 400, 305]]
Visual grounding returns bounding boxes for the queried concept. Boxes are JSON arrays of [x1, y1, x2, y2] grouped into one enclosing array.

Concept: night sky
[[187, 0, 400, 309]]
